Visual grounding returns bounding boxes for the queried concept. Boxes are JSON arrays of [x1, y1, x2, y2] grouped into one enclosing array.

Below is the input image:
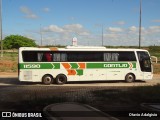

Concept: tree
[[3, 35, 37, 49]]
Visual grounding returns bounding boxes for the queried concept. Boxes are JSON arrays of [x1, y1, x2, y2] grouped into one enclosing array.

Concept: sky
[[2, 0, 160, 46]]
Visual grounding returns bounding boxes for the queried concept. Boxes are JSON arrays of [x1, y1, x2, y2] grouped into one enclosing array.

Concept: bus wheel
[[125, 73, 135, 83], [42, 75, 53, 85], [56, 74, 67, 85]]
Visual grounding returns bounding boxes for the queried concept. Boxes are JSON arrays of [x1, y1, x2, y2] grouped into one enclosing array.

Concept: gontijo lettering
[[104, 63, 128, 68]]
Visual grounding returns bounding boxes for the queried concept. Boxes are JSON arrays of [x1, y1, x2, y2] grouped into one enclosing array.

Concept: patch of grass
[[11, 63, 18, 72], [0, 51, 18, 72], [0, 66, 9, 72], [153, 63, 160, 74], [149, 46, 160, 61], [1, 51, 18, 61]]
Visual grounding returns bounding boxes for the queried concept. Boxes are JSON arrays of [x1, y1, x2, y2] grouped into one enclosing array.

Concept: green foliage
[[3, 35, 37, 49], [148, 46, 160, 59], [149, 46, 160, 52]]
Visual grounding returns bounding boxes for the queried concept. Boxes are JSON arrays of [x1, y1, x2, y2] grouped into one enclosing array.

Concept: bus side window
[[53, 53, 60, 61], [45, 53, 52, 62], [104, 53, 112, 61], [38, 53, 43, 62], [53, 53, 67, 62], [61, 53, 67, 61], [22, 51, 38, 62], [104, 53, 119, 61], [112, 53, 119, 61]]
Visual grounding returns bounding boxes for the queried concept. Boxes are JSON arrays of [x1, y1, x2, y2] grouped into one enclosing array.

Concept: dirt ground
[[0, 60, 18, 72], [0, 72, 18, 76]]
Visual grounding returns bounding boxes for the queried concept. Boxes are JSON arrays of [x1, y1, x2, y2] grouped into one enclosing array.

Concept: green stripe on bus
[[20, 63, 60, 69], [70, 63, 79, 69], [20, 62, 136, 69], [76, 69, 83, 75], [132, 63, 136, 68], [87, 62, 136, 69]]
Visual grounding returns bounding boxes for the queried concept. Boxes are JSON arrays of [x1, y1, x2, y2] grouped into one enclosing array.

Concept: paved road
[[0, 74, 159, 86], [0, 74, 160, 119]]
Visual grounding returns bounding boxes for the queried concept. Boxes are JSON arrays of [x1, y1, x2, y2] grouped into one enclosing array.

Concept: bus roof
[[19, 46, 148, 52]]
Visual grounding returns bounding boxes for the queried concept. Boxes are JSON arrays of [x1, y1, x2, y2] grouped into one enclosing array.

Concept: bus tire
[[42, 74, 53, 85], [56, 74, 67, 85], [125, 73, 135, 83]]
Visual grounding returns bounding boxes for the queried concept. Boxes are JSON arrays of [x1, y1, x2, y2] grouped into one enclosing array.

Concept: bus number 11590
[[24, 64, 41, 69]]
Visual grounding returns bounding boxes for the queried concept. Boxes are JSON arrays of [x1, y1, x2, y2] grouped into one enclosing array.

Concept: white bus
[[18, 46, 153, 85]]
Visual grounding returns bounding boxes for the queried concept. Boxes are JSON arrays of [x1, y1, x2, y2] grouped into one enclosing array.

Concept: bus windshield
[[137, 51, 152, 72]]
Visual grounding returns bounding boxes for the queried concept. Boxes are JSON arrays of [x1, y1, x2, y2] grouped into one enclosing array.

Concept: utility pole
[[40, 24, 43, 46], [0, 0, 3, 58], [102, 25, 104, 46], [95, 24, 104, 46], [139, 0, 142, 49]]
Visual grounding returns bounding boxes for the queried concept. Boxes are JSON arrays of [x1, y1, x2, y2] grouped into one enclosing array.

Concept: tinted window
[[104, 53, 119, 61], [137, 51, 151, 72], [22, 51, 38, 62], [118, 52, 136, 61], [52, 53, 67, 62], [22, 51, 136, 62], [104, 52, 136, 61], [137, 51, 150, 61], [22, 51, 67, 62], [67, 52, 103, 62]]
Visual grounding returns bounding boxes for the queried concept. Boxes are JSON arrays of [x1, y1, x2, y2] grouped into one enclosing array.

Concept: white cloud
[[39, 24, 91, 46], [43, 7, 50, 12], [70, 17, 76, 21], [43, 24, 90, 36], [63, 24, 83, 31], [38, 24, 90, 46], [152, 19, 160, 23], [24, 34, 35, 40], [115, 21, 126, 25], [140, 26, 160, 36], [128, 26, 145, 34], [32, 24, 160, 46], [108, 27, 123, 32], [129, 26, 137, 32], [63, 24, 90, 36], [148, 26, 160, 33], [20, 6, 38, 19], [43, 25, 64, 33], [104, 33, 119, 39]]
